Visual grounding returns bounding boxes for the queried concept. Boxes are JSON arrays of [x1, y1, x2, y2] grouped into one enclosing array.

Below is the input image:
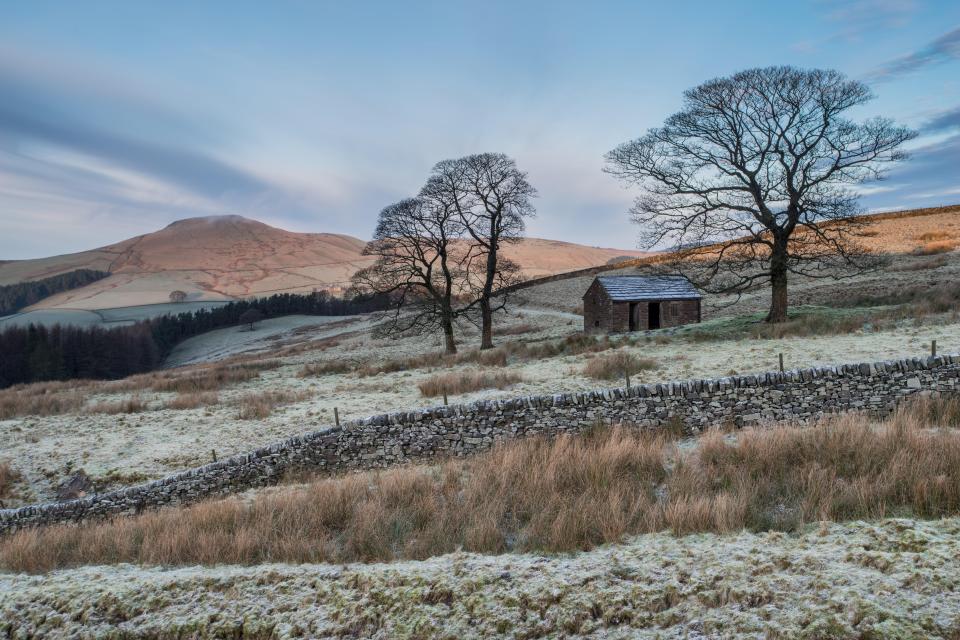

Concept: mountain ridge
[[0, 215, 650, 310]]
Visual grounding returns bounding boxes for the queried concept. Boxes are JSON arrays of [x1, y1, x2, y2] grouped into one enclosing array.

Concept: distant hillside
[[0, 216, 372, 310], [0, 269, 110, 315], [501, 204, 960, 295], [0, 215, 650, 310]]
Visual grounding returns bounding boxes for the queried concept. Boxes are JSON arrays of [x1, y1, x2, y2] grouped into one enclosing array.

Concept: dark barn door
[[648, 302, 661, 329], [628, 303, 638, 331]]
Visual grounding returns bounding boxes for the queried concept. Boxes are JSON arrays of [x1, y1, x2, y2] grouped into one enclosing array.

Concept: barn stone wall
[[582, 281, 700, 333], [583, 279, 622, 333], [634, 298, 700, 330], [2, 353, 959, 534]]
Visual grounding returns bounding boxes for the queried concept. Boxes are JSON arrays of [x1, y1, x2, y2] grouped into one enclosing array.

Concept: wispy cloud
[[860, 132, 960, 208], [867, 26, 960, 81], [923, 104, 960, 133], [0, 52, 271, 205], [823, 0, 918, 34], [793, 0, 918, 55], [0, 46, 370, 257]]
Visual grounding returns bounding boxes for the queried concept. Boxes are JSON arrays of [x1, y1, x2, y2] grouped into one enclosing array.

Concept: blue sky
[[1, 1, 959, 259]]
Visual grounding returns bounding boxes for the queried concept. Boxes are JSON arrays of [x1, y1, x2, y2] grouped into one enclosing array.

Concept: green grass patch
[[673, 306, 893, 342]]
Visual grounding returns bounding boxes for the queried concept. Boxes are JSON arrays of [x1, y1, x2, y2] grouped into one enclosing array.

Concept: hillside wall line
[[3, 353, 959, 534]]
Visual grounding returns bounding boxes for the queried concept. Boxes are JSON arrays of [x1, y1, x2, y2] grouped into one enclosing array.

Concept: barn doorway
[[648, 302, 661, 329], [628, 302, 638, 331]]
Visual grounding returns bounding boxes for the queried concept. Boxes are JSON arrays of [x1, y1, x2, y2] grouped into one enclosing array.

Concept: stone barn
[[583, 275, 701, 333]]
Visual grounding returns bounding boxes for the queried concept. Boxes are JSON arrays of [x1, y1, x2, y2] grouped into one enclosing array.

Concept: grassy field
[[2, 209, 960, 638], [4, 395, 959, 573], [3, 296, 960, 506], [4, 395, 960, 637], [3, 516, 960, 638]]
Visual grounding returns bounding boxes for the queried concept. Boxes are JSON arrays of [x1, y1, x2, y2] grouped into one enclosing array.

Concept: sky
[[1, 1, 960, 259]]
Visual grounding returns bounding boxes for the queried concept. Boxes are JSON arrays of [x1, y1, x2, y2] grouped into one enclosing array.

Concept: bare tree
[[352, 197, 464, 354], [605, 66, 915, 323], [423, 153, 536, 348], [239, 308, 263, 331], [168, 290, 187, 303]]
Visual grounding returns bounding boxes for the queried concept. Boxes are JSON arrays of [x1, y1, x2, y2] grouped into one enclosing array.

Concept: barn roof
[[590, 275, 701, 301]]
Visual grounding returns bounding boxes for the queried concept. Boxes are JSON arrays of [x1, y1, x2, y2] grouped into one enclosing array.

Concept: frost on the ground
[[3, 517, 960, 639], [6, 303, 960, 505]]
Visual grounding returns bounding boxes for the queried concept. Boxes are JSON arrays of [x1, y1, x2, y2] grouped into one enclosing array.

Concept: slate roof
[[590, 275, 701, 302]]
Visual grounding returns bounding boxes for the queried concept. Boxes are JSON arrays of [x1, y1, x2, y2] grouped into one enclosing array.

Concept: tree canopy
[[605, 66, 915, 322]]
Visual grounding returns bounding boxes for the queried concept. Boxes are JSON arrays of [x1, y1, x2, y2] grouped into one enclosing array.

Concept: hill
[[0, 215, 649, 310], [0, 216, 370, 310], [505, 204, 960, 298]]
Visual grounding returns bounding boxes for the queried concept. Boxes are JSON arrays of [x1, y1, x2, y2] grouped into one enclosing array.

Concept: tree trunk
[[442, 313, 457, 355], [768, 246, 789, 323], [479, 232, 497, 349], [479, 299, 494, 350]]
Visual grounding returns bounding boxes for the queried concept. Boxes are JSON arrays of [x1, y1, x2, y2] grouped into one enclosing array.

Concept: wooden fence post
[[625, 370, 631, 389], [932, 339, 937, 357], [334, 407, 340, 426], [211, 449, 217, 463], [443, 392, 448, 406], [779, 352, 784, 373]]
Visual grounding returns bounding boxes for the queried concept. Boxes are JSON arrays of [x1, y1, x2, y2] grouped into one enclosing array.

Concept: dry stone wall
[[3, 353, 960, 534]]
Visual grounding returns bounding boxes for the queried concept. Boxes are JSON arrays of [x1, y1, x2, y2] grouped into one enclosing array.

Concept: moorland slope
[[0, 215, 650, 310]]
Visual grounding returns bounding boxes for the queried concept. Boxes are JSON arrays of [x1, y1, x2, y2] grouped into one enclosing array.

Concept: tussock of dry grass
[[85, 395, 148, 415], [916, 231, 954, 242], [583, 352, 657, 380], [518, 333, 619, 360], [358, 334, 619, 378], [0, 385, 85, 419], [418, 371, 522, 397], [164, 392, 219, 410], [749, 312, 869, 339], [151, 362, 278, 393], [0, 360, 283, 418], [6, 395, 959, 573], [235, 389, 311, 420], [359, 348, 508, 377], [0, 461, 21, 500], [914, 240, 957, 255]]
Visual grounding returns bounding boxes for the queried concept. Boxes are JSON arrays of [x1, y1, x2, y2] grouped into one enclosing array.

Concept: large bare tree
[[351, 197, 464, 354], [423, 153, 536, 348], [605, 66, 915, 322]]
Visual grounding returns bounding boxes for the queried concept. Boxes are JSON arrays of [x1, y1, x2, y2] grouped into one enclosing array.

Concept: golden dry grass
[[583, 352, 658, 380], [0, 461, 21, 500], [916, 231, 954, 242], [417, 370, 523, 397], [0, 384, 85, 420], [164, 392, 219, 410], [85, 395, 148, 414], [151, 361, 280, 393], [235, 389, 311, 420], [4, 394, 959, 573], [914, 240, 958, 255], [0, 360, 283, 419], [356, 334, 620, 379], [358, 348, 508, 377]]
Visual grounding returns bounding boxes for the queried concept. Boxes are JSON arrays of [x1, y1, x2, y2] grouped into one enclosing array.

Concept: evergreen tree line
[[0, 269, 111, 316], [0, 290, 390, 388]]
